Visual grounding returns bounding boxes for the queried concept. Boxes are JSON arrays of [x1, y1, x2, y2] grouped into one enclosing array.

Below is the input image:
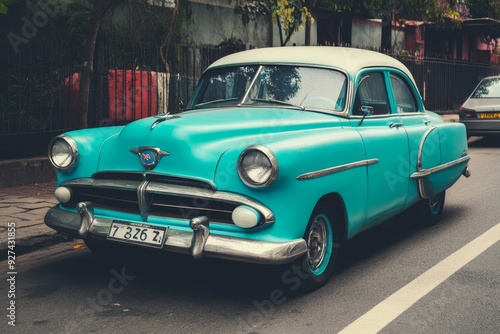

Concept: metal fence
[[396, 56, 500, 111], [1, 42, 499, 158]]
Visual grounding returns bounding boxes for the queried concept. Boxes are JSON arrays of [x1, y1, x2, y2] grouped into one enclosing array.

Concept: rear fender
[[411, 123, 469, 199]]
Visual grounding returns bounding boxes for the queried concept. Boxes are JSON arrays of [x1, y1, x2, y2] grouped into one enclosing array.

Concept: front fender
[[53, 126, 124, 185], [214, 128, 369, 241]]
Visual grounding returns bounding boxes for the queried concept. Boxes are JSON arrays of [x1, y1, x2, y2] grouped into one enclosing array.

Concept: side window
[[390, 74, 419, 113], [353, 72, 390, 116]]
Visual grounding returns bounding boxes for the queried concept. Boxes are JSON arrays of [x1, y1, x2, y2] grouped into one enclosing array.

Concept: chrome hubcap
[[307, 217, 327, 270], [429, 193, 441, 212]]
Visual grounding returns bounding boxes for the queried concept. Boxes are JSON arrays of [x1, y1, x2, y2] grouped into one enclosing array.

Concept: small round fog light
[[55, 187, 72, 204], [232, 206, 262, 228]]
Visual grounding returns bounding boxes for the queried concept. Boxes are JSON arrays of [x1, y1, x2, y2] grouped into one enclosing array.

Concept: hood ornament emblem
[[151, 112, 180, 129], [130, 147, 170, 170]]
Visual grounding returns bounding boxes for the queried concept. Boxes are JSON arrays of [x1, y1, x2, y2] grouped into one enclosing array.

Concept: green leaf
[[0, 2, 8, 14]]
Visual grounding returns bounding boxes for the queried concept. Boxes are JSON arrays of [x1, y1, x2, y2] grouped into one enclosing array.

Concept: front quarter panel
[[215, 127, 369, 241], [53, 126, 124, 184]]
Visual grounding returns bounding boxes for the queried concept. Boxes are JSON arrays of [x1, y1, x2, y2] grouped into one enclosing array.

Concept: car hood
[[97, 108, 341, 183], [463, 98, 500, 112]]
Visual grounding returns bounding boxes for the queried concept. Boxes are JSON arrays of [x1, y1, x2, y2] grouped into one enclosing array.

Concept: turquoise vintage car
[[45, 46, 470, 291]]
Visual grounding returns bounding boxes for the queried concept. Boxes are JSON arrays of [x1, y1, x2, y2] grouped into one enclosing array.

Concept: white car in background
[[459, 75, 500, 137]]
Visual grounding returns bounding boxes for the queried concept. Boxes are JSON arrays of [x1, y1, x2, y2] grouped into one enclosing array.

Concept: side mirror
[[358, 106, 374, 125]]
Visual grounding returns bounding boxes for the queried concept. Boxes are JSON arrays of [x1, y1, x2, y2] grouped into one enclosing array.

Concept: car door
[[350, 70, 410, 229], [386, 70, 441, 204]]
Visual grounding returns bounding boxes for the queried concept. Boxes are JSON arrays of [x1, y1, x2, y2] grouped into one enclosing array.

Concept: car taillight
[[459, 106, 477, 118]]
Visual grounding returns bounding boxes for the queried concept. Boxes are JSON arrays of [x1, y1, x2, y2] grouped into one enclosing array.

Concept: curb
[[0, 157, 55, 188], [0, 232, 75, 260]]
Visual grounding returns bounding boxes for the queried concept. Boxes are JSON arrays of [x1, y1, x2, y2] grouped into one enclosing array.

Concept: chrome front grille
[[93, 171, 211, 188], [61, 173, 274, 225]]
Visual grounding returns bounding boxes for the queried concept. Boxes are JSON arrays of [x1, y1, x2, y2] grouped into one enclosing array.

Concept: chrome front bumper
[[44, 202, 307, 265]]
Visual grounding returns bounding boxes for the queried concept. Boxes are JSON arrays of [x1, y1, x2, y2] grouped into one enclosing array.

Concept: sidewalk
[[0, 157, 55, 188], [0, 182, 74, 259]]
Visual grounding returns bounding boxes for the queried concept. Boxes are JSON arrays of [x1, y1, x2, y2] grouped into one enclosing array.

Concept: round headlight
[[48, 135, 78, 170], [238, 145, 278, 188]]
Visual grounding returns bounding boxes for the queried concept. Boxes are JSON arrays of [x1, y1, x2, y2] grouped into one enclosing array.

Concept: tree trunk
[[78, 0, 114, 128], [381, 11, 393, 52], [305, 16, 311, 46], [341, 12, 352, 46], [276, 16, 285, 46]]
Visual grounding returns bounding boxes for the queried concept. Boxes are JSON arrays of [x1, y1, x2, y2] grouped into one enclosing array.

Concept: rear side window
[[472, 77, 500, 98], [390, 74, 418, 113]]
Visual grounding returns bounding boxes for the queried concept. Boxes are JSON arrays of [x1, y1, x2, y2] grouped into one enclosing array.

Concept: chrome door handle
[[424, 120, 431, 125], [390, 122, 403, 128]]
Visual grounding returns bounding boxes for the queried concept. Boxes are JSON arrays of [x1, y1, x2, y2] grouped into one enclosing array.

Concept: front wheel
[[295, 206, 341, 292], [412, 191, 446, 226]]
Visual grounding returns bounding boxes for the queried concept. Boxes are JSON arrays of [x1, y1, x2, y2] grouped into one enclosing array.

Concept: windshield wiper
[[192, 97, 239, 109], [252, 98, 305, 110]]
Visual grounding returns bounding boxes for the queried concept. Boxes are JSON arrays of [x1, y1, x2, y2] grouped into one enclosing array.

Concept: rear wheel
[[296, 205, 341, 292], [412, 191, 446, 226]]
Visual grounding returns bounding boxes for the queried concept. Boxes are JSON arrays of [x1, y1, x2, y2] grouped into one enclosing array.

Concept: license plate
[[479, 112, 500, 119], [108, 220, 166, 248]]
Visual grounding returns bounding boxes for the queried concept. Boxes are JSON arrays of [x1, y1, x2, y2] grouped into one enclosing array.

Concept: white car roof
[[208, 46, 414, 81]]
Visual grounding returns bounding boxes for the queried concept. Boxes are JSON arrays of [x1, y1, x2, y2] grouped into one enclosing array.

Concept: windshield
[[472, 77, 500, 98], [187, 65, 347, 112]]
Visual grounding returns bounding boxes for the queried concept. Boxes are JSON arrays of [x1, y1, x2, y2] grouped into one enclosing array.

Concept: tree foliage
[[0, 0, 24, 14], [235, 0, 313, 46], [465, 0, 500, 19], [315, 0, 463, 29]]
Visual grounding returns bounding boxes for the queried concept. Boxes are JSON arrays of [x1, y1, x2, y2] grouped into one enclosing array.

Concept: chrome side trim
[[297, 158, 379, 181], [410, 155, 471, 178], [44, 206, 306, 265], [416, 126, 438, 171], [417, 179, 428, 199]]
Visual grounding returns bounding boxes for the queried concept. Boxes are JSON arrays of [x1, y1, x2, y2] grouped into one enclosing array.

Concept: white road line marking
[[338, 223, 500, 334]]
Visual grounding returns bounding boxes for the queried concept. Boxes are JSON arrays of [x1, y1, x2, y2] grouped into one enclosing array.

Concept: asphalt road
[[2, 136, 499, 334]]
